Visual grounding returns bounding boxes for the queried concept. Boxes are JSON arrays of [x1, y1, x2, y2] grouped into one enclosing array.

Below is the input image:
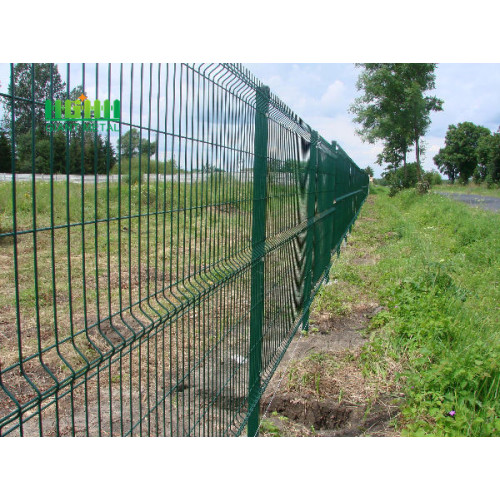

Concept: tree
[[433, 150, 459, 184], [68, 129, 117, 175], [433, 122, 491, 184], [2, 63, 65, 139], [351, 64, 412, 173], [351, 64, 443, 182], [399, 64, 443, 176], [120, 129, 156, 158], [376, 135, 410, 173], [2, 64, 66, 172], [0, 129, 12, 173], [2, 64, 80, 173], [476, 132, 500, 185], [141, 138, 157, 157], [424, 169, 443, 186], [364, 166, 374, 177], [120, 129, 140, 158]]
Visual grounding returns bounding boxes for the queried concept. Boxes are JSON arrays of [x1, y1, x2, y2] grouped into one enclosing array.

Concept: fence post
[[248, 85, 270, 437], [302, 130, 318, 331]]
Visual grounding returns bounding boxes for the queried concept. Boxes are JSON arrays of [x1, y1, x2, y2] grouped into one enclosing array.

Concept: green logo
[[45, 94, 120, 122], [45, 94, 120, 132]]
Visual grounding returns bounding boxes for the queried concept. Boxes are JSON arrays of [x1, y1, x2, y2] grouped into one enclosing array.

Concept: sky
[[246, 63, 500, 177], [2, 63, 500, 177]]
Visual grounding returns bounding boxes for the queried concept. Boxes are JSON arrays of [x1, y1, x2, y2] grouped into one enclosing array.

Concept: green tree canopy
[[476, 132, 500, 185], [2, 63, 66, 138], [350, 64, 443, 181], [120, 129, 156, 158], [0, 129, 12, 173], [433, 122, 491, 183]]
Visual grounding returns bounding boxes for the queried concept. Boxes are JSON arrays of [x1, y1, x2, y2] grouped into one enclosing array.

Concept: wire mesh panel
[[0, 63, 368, 436]]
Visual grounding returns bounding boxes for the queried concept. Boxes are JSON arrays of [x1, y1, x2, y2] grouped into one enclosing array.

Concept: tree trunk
[[415, 136, 422, 180], [403, 149, 407, 184]]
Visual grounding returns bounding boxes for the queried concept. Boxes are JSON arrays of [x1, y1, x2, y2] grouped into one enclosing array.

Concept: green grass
[[353, 186, 500, 436], [0, 177, 257, 378], [0, 175, 302, 404], [259, 419, 283, 437], [0, 175, 253, 234], [434, 182, 500, 198]]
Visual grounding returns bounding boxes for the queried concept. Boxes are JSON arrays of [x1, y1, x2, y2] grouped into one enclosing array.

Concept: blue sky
[[246, 63, 500, 177]]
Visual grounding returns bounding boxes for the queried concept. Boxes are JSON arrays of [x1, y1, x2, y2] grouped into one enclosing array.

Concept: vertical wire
[[10, 64, 28, 436], [181, 64, 188, 434], [200, 68, 207, 435], [29, 63, 45, 435], [127, 62, 135, 436], [93, 62, 103, 437], [161, 63, 170, 436], [80, 63, 90, 436], [137, 62, 144, 436], [117, 62, 124, 437], [47, 63, 63, 436], [145, 62, 152, 436], [105, 63, 117, 436], [64, 63, 78, 436], [154, 63, 161, 436], [187, 65, 194, 435], [171, 63, 177, 436]]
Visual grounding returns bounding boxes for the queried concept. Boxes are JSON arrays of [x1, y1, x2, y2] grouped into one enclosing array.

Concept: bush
[[424, 170, 442, 185], [384, 162, 419, 196], [486, 173, 495, 188], [416, 179, 430, 194]]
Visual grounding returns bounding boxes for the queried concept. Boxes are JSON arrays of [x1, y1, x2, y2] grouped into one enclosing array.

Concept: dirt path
[[259, 306, 401, 436], [436, 191, 500, 212]]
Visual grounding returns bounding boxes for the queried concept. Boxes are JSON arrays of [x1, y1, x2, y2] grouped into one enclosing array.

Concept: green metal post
[[302, 130, 318, 331], [248, 85, 270, 437]]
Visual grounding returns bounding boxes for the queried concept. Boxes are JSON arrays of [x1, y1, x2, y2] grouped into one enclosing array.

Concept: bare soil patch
[[259, 305, 402, 437]]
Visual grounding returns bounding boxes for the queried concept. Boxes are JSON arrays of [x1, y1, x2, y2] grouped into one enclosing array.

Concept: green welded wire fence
[[0, 63, 368, 436]]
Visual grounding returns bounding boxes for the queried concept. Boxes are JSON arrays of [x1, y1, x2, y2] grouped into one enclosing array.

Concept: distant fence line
[[0, 63, 368, 437], [0, 173, 209, 184], [0, 172, 299, 184]]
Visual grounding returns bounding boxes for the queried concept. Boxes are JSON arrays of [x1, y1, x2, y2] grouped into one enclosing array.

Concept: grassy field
[[0, 175, 306, 435], [434, 182, 500, 198], [0, 177, 256, 435], [310, 185, 500, 436]]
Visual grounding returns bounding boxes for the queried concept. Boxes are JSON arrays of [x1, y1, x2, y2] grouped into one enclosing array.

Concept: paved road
[[436, 191, 500, 213]]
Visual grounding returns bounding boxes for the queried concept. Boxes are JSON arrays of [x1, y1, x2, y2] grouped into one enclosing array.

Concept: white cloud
[[307, 114, 383, 175], [320, 80, 345, 112]]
